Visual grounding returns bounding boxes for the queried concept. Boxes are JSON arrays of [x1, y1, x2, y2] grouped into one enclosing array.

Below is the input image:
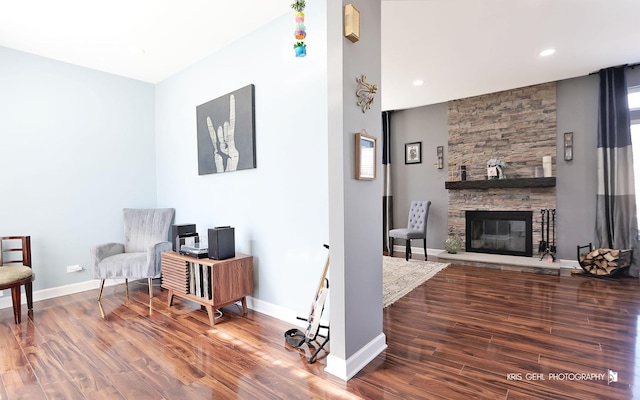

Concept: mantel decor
[[445, 177, 556, 190], [355, 131, 377, 180]]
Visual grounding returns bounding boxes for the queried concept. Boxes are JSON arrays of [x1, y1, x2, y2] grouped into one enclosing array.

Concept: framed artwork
[[405, 142, 422, 164], [196, 84, 256, 175], [355, 131, 377, 180]]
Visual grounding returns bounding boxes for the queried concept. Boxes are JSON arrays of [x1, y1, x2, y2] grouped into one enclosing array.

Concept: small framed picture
[[405, 142, 422, 164]]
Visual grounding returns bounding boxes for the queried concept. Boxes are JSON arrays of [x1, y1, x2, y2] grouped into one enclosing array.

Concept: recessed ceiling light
[[413, 79, 424, 86], [127, 44, 146, 55], [539, 48, 555, 57]]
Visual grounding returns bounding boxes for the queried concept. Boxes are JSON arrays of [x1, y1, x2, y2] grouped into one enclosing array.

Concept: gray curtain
[[595, 66, 639, 276], [382, 111, 393, 254]]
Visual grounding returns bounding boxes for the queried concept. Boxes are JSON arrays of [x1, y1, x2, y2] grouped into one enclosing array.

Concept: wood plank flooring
[[1, 258, 640, 399]]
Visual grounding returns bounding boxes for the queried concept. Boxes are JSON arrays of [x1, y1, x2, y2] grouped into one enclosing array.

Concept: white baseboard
[[247, 296, 329, 331], [0, 279, 133, 310], [393, 245, 579, 269], [325, 333, 387, 381]]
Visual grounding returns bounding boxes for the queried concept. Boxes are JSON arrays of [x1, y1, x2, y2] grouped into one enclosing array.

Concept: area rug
[[383, 256, 449, 308]]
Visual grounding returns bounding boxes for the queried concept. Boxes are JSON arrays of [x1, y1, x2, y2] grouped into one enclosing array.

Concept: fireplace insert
[[465, 210, 533, 257]]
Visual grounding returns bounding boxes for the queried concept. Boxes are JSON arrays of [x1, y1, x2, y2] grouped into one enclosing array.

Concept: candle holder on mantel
[[448, 163, 469, 182]]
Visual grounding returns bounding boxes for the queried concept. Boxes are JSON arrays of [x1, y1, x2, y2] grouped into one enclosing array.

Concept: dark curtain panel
[[595, 66, 639, 276], [382, 111, 394, 254]]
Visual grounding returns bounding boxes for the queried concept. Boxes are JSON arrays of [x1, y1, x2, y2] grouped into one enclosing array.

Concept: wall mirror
[[355, 131, 377, 180]]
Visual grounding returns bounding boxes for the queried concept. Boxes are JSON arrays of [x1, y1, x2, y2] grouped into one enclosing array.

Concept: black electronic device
[[208, 226, 235, 260], [172, 223, 197, 251], [180, 242, 209, 259]]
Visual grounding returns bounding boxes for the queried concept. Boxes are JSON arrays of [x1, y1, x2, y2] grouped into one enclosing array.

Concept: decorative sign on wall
[[196, 85, 256, 175]]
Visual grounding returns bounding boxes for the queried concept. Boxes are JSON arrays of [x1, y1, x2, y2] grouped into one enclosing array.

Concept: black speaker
[[171, 224, 197, 251], [208, 227, 235, 260]]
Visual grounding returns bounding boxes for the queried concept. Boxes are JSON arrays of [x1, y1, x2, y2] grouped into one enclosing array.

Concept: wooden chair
[[0, 236, 35, 323]]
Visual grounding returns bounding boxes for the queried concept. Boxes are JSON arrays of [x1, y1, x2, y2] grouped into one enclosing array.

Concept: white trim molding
[[325, 333, 387, 381]]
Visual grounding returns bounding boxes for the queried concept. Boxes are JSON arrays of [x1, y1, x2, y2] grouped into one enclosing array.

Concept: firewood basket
[[577, 243, 632, 278]]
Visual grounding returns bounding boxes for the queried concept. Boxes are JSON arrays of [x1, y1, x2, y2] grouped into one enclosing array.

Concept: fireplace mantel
[[445, 177, 555, 190]]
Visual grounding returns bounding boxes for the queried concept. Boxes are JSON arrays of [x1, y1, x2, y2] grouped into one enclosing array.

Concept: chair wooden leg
[[390, 238, 394, 256], [97, 280, 105, 301], [25, 281, 33, 310], [11, 286, 21, 324], [125, 279, 129, 302], [148, 278, 153, 299], [405, 239, 411, 261]]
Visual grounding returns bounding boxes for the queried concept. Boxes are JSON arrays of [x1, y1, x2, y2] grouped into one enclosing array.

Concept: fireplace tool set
[[539, 209, 556, 261]]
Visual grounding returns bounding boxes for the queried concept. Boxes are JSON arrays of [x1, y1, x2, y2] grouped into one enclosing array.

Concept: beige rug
[[383, 256, 449, 308]]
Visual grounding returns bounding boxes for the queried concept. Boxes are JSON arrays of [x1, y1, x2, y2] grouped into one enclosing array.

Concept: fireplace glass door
[[465, 211, 533, 257]]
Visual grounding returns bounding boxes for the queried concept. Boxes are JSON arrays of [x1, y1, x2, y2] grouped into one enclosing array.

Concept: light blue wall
[[0, 46, 157, 291], [154, 3, 330, 315]]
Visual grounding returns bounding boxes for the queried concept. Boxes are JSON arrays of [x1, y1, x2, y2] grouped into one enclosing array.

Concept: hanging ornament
[[291, 1, 307, 57]]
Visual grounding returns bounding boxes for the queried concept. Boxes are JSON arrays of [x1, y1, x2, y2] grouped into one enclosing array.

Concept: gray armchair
[[389, 201, 431, 261], [90, 208, 175, 302]]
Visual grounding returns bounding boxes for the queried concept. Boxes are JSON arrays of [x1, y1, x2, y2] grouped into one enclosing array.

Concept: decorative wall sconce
[[436, 146, 444, 169], [564, 132, 573, 161], [344, 4, 360, 43], [355, 75, 377, 113]]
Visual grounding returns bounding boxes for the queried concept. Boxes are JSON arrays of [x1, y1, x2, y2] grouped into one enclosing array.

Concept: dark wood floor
[[2, 257, 640, 399]]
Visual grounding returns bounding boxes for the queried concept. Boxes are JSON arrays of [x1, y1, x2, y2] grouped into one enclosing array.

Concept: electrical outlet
[[66, 265, 83, 273]]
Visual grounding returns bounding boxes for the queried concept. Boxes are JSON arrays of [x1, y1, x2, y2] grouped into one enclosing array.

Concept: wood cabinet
[[161, 251, 254, 326]]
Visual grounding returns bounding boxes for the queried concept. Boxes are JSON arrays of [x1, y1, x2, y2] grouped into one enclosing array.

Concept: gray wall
[[390, 103, 449, 251], [391, 68, 640, 261], [0, 46, 157, 291], [327, 0, 385, 378], [556, 74, 599, 259]]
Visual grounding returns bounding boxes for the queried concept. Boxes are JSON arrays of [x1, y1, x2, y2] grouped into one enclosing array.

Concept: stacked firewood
[[579, 248, 623, 276]]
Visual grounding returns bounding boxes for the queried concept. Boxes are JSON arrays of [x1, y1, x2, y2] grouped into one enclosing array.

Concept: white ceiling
[[1, 0, 639, 111]]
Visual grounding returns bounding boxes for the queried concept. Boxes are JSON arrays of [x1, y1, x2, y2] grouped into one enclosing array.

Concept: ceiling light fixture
[[413, 79, 424, 86], [539, 48, 556, 57]]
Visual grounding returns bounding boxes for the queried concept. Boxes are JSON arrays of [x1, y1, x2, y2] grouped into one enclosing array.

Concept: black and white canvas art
[[196, 84, 256, 175]]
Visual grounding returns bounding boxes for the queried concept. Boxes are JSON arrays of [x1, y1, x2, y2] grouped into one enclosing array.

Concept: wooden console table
[[161, 251, 254, 326]]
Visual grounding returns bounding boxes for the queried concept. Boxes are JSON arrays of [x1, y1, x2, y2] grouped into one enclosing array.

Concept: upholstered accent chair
[[388, 200, 431, 261], [0, 236, 34, 323], [90, 208, 174, 302]]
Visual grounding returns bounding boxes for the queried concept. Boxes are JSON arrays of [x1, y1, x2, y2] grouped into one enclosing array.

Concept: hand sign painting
[[197, 85, 256, 175]]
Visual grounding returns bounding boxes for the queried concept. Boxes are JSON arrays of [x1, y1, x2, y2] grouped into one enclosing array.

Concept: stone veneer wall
[[447, 82, 557, 251]]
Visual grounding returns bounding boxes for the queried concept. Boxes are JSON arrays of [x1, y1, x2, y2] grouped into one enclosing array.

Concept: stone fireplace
[[446, 82, 557, 254]]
